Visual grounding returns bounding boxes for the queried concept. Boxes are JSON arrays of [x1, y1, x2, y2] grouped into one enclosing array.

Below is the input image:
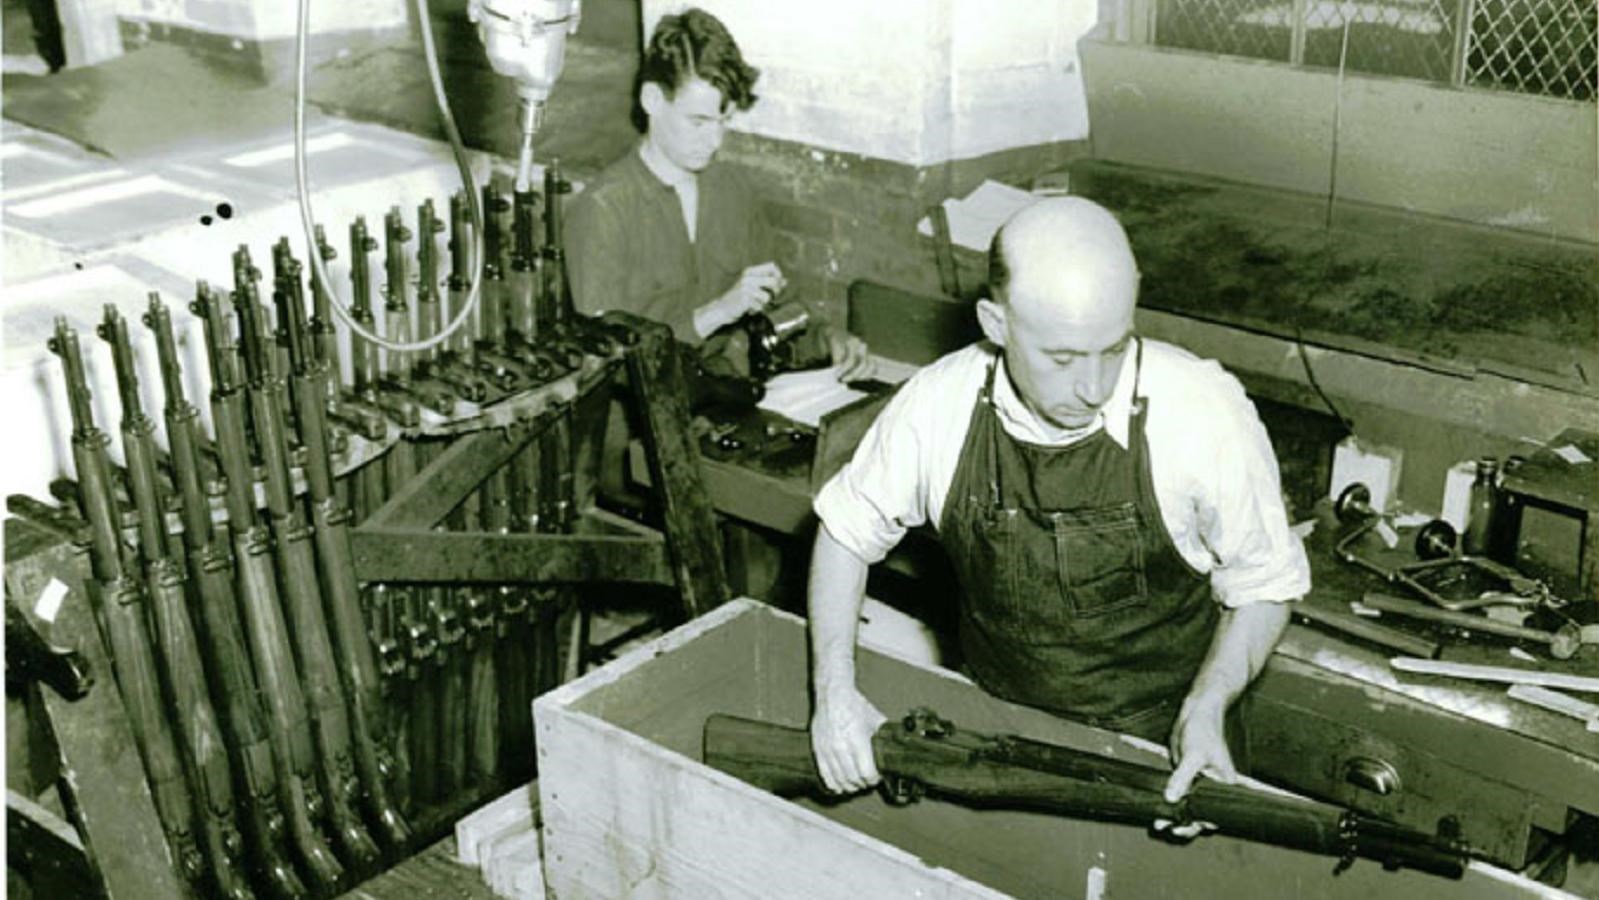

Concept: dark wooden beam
[[350, 527, 672, 586], [362, 427, 538, 531], [611, 315, 730, 619]]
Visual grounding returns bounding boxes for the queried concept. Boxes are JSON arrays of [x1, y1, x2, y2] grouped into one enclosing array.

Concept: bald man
[[807, 197, 1309, 803]]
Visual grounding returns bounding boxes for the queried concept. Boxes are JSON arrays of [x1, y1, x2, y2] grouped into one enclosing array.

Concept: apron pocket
[[1054, 505, 1149, 618]]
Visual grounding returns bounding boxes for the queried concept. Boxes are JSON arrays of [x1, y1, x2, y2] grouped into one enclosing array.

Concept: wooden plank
[[1506, 685, 1599, 730], [342, 836, 500, 900], [535, 602, 1001, 900], [362, 428, 537, 530], [1391, 657, 1599, 693], [454, 783, 536, 867], [537, 600, 1557, 899], [6, 539, 188, 898], [349, 527, 672, 585], [615, 316, 729, 619], [503, 834, 547, 900], [633, 444, 817, 534], [484, 829, 539, 897], [6, 790, 96, 900]]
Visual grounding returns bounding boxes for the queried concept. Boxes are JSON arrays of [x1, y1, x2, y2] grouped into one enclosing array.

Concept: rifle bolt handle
[[1344, 757, 1401, 795]]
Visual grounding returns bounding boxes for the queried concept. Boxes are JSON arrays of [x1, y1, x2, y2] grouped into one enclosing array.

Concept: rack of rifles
[[41, 166, 631, 899]]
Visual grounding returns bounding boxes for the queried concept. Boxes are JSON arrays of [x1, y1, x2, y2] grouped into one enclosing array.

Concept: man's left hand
[[1157, 694, 1235, 838], [828, 332, 873, 382]]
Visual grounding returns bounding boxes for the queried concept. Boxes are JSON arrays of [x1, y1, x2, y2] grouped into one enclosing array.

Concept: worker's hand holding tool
[[810, 684, 887, 794], [726, 262, 785, 314], [696, 262, 786, 337]]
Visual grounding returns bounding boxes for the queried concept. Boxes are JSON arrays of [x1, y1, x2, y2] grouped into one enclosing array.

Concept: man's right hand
[[698, 262, 785, 335], [809, 686, 887, 794]]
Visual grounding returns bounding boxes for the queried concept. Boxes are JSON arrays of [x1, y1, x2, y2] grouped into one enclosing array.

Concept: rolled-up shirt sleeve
[[813, 380, 936, 565], [1194, 371, 1312, 607]]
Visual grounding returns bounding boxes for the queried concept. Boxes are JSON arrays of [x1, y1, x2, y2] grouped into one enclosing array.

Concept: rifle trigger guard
[[902, 707, 953, 738], [1333, 811, 1359, 875], [879, 775, 923, 807]]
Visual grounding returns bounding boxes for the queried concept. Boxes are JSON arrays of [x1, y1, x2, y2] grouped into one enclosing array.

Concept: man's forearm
[[1185, 601, 1292, 710], [808, 525, 871, 696]]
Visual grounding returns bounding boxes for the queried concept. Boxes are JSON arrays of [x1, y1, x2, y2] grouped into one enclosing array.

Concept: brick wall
[[717, 131, 1092, 330]]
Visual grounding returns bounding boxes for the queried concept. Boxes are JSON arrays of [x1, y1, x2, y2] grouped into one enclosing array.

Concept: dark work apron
[[939, 341, 1218, 743]]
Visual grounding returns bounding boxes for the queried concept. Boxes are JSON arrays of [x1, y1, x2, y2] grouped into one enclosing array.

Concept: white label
[[1374, 520, 1400, 549], [1085, 866, 1108, 900], [33, 577, 69, 623], [1553, 444, 1592, 465]]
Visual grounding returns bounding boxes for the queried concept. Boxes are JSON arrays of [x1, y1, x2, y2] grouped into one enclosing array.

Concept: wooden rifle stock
[[194, 283, 346, 891], [235, 266, 382, 871], [146, 294, 307, 899], [702, 710, 1469, 881], [53, 317, 209, 890], [100, 305, 256, 900], [279, 244, 414, 854]]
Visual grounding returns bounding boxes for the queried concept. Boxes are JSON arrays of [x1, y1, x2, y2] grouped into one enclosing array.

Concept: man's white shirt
[[814, 338, 1311, 608]]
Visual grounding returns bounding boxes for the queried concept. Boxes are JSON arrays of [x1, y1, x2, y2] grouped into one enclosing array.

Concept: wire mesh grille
[[1156, 0, 1292, 62], [1301, 0, 1459, 81], [1465, 0, 1597, 101], [1154, 0, 1597, 100]]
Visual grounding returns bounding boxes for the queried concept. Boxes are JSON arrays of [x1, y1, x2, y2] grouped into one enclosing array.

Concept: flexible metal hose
[[294, 0, 488, 353]]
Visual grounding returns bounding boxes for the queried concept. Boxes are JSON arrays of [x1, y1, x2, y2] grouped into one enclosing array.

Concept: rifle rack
[[7, 302, 731, 897]]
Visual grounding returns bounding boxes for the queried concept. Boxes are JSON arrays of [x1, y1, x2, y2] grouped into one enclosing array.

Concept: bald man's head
[[977, 197, 1141, 430], [987, 196, 1140, 318]]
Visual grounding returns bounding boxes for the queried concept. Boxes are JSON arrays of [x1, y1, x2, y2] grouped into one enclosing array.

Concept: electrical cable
[[1295, 327, 1354, 435], [1324, 12, 1352, 231], [1304, 9, 1356, 435], [294, 0, 487, 353]]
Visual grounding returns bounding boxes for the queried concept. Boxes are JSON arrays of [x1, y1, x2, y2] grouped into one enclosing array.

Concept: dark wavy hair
[[630, 8, 760, 133]]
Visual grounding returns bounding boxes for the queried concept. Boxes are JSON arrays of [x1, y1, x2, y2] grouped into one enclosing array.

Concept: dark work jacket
[[566, 147, 769, 343]]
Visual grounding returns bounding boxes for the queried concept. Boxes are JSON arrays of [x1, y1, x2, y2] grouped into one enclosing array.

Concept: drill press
[[469, 0, 581, 190]]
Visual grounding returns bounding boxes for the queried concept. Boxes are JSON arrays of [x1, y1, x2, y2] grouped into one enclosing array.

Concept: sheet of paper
[[916, 180, 1039, 252], [758, 365, 867, 428]]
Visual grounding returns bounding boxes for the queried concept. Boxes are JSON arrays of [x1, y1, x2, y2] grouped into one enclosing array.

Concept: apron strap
[[982, 358, 1003, 506]]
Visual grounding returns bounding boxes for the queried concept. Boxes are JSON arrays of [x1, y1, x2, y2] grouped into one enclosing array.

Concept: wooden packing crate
[[534, 599, 1569, 899]]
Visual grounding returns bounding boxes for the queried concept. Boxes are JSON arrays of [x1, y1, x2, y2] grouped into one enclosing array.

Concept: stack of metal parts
[[30, 165, 665, 899]]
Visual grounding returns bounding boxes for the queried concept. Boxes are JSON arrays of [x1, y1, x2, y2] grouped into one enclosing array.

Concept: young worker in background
[[567, 7, 870, 376]]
